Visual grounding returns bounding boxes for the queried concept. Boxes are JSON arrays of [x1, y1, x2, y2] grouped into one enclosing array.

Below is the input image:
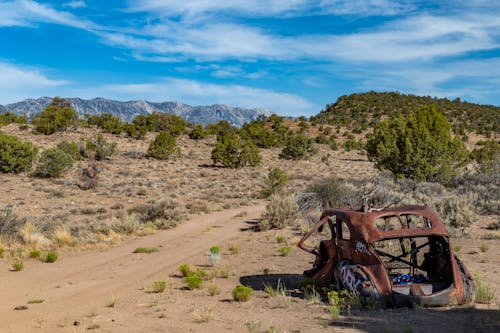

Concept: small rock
[[14, 305, 28, 310], [73, 321, 80, 326]]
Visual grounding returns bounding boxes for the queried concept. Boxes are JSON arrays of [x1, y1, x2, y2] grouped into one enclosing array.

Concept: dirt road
[[0, 204, 265, 332]]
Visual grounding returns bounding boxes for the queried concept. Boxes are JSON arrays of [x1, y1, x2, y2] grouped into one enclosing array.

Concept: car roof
[[321, 205, 449, 243]]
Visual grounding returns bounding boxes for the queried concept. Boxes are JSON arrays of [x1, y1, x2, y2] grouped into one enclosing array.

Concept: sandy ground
[[0, 203, 499, 333]]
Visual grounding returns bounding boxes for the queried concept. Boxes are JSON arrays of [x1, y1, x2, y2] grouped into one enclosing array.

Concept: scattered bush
[[208, 284, 219, 296], [147, 131, 180, 160], [86, 113, 123, 134], [0, 206, 27, 238], [0, 133, 38, 173], [0, 112, 27, 125], [366, 104, 468, 182], [278, 246, 291, 257], [208, 246, 221, 266], [259, 194, 299, 231], [133, 247, 158, 254], [46, 251, 58, 263], [185, 275, 203, 289], [228, 244, 239, 254], [298, 177, 356, 211], [133, 113, 187, 136], [232, 285, 253, 302], [471, 139, 500, 174], [189, 124, 207, 140], [211, 133, 261, 168], [129, 199, 187, 229], [179, 263, 193, 277], [151, 281, 166, 293], [56, 141, 81, 161], [12, 261, 24, 271], [86, 134, 117, 160], [32, 97, 78, 135], [124, 123, 147, 140], [474, 273, 496, 304], [34, 148, 74, 178], [29, 249, 41, 258], [279, 134, 316, 160], [261, 167, 288, 197]]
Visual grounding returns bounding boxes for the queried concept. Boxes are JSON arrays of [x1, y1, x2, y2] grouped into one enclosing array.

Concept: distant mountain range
[[1, 97, 271, 127]]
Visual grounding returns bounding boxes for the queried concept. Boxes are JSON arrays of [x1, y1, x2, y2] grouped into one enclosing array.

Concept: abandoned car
[[297, 205, 475, 307]]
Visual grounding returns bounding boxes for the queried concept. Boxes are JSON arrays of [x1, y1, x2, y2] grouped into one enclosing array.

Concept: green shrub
[[206, 120, 237, 138], [134, 113, 187, 136], [259, 194, 299, 230], [34, 148, 73, 178], [279, 134, 316, 160], [211, 133, 261, 168], [208, 246, 221, 265], [0, 133, 38, 173], [86, 113, 123, 134], [152, 281, 166, 293], [262, 167, 288, 197], [133, 247, 158, 254], [29, 249, 41, 258], [12, 261, 24, 271], [56, 141, 81, 161], [86, 134, 117, 160], [185, 275, 203, 289], [471, 139, 499, 173], [189, 124, 207, 140], [278, 246, 291, 256], [366, 104, 468, 182], [232, 285, 253, 302], [474, 273, 496, 304], [124, 123, 147, 140], [240, 121, 279, 148], [147, 131, 180, 160], [0, 112, 27, 125], [46, 251, 58, 263], [32, 97, 78, 135], [179, 263, 193, 277], [0, 248, 4, 257]]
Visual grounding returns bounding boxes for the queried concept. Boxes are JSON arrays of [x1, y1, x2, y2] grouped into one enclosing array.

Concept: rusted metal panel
[[298, 205, 475, 307]]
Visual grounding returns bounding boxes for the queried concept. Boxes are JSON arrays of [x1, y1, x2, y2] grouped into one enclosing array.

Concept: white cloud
[[96, 11, 499, 64], [63, 1, 87, 9], [0, 62, 68, 103], [0, 0, 97, 29], [98, 78, 315, 116], [128, 0, 410, 18]]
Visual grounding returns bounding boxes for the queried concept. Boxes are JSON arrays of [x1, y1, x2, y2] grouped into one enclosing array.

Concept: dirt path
[[0, 204, 265, 332]]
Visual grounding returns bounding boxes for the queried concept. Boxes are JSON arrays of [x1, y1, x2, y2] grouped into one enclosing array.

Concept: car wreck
[[298, 205, 475, 307]]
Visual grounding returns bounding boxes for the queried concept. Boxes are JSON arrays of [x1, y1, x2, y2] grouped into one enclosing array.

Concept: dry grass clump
[[20, 222, 51, 249], [259, 194, 299, 231], [52, 226, 74, 247]]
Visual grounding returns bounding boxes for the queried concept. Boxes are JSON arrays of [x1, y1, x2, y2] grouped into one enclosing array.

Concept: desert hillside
[[0, 97, 498, 332]]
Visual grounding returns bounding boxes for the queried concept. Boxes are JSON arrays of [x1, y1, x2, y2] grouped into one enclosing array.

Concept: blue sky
[[0, 0, 498, 116]]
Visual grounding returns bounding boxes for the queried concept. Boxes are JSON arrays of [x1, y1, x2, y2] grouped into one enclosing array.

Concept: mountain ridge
[[1, 97, 271, 127]]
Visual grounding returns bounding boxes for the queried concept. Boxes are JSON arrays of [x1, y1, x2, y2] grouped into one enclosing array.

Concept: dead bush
[[259, 194, 299, 230], [0, 207, 26, 240], [128, 199, 188, 229]]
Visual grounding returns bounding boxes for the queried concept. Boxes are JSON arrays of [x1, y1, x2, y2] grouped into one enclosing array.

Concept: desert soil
[[0, 203, 499, 333]]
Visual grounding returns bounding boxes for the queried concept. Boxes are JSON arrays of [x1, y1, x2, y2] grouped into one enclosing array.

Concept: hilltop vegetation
[[312, 91, 500, 137]]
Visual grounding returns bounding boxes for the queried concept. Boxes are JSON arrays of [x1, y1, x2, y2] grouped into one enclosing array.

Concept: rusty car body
[[298, 205, 474, 307]]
